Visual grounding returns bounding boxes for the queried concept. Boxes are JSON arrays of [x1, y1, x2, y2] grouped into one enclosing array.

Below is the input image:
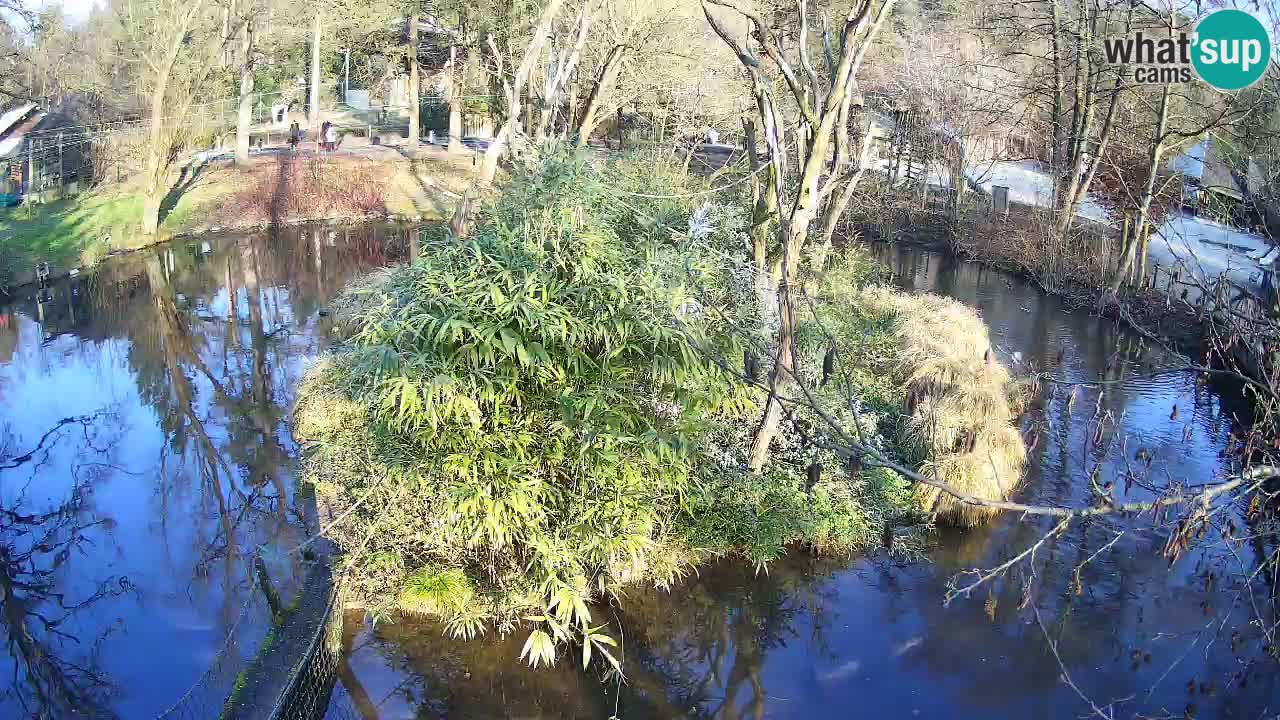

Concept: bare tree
[[0, 417, 126, 719], [477, 0, 567, 186], [574, 0, 639, 146], [535, 0, 598, 142], [123, 0, 221, 235], [703, 0, 897, 471]]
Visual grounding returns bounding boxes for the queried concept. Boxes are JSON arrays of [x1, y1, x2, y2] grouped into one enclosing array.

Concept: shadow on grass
[[158, 161, 208, 225], [0, 190, 148, 286], [390, 145, 456, 219]]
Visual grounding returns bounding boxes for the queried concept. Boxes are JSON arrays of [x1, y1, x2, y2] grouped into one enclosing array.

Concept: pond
[[0, 223, 420, 719], [322, 243, 1278, 720]]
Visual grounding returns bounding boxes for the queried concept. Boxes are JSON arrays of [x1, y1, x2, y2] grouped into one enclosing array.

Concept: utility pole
[[408, 15, 420, 156], [26, 137, 34, 217], [57, 132, 63, 194], [340, 48, 351, 104]]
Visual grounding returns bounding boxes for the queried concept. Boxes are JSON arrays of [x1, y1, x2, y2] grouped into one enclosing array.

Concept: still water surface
[[324, 244, 1278, 720], [0, 224, 418, 718]]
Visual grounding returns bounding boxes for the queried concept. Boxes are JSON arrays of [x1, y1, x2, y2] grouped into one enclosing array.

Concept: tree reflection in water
[[337, 536, 1280, 719], [0, 223, 416, 718], [334, 556, 848, 720], [0, 423, 127, 719]]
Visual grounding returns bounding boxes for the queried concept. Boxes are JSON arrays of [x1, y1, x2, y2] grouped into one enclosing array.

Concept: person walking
[[288, 121, 301, 152], [319, 120, 331, 152], [325, 123, 338, 152]]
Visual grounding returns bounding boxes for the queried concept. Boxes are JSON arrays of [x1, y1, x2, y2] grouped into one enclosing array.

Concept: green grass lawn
[[0, 178, 227, 287], [0, 152, 468, 287], [0, 191, 142, 287]]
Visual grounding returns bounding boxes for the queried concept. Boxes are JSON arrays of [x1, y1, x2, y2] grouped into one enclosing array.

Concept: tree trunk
[[1057, 6, 1132, 237], [815, 92, 874, 268], [141, 2, 206, 235], [574, 44, 625, 147], [447, 46, 464, 153], [565, 76, 577, 139], [235, 21, 255, 165], [1057, 81, 1121, 238], [479, 0, 566, 186], [1048, 0, 1065, 195], [478, 125, 509, 185], [142, 186, 164, 235], [1107, 84, 1170, 296], [408, 14, 420, 156], [1134, 225, 1150, 286], [816, 170, 864, 268], [1064, 5, 1085, 192], [142, 65, 175, 235], [537, 0, 595, 143], [522, 87, 533, 138], [748, 219, 804, 473], [308, 10, 322, 126], [743, 118, 776, 280], [1055, 3, 1100, 238], [220, 5, 231, 67]]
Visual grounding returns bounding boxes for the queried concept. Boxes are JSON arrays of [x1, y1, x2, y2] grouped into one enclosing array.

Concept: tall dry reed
[[861, 287, 1027, 526]]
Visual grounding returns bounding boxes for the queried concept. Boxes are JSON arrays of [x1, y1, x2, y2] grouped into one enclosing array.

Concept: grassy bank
[[293, 149, 1026, 667], [0, 186, 205, 287], [0, 149, 474, 288]]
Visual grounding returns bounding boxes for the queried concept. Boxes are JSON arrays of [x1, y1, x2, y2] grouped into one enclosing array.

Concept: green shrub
[[305, 148, 755, 663], [297, 147, 925, 668]]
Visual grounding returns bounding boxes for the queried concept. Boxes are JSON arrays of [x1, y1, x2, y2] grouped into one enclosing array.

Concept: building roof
[[0, 103, 37, 137], [0, 111, 47, 160], [1169, 137, 1246, 201], [1168, 138, 1207, 178]]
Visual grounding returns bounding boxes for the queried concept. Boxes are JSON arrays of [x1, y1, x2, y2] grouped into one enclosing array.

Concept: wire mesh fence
[[151, 606, 262, 720], [266, 575, 345, 720], [150, 524, 343, 720]]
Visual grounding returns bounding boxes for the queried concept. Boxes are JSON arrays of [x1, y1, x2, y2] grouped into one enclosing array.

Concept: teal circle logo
[[1192, 9, 1271, 91]]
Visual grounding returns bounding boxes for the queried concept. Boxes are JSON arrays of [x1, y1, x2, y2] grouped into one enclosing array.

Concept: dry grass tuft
[[861, 287, 1027, 526], [322, 267, 398, 339], [293, 357, 368, 454]]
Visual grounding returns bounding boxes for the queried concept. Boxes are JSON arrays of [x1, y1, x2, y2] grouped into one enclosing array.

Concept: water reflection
[[0, 462, 122, 718], [329, 243, 1277, 720], [0, 223, 416, 718]]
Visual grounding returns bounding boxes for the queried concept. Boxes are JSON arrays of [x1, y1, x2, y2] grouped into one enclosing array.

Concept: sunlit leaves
[[580, 624, 621, 671], [520, 629, 557, 668], [332, 151, 758, 669]]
